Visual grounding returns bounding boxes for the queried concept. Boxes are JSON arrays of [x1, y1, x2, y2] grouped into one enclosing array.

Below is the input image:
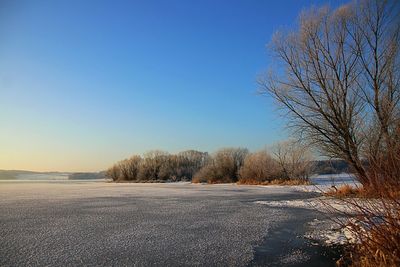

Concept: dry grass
[[193, 177, 310, 185], [237, 178, 310, 186], [325, 185, 400, 199], [191, 176, 204, 183], [191, 176, 233, 184], [115, 179, 169, 183], [349, 224, 400, 266], [324, 185, 366, 198]]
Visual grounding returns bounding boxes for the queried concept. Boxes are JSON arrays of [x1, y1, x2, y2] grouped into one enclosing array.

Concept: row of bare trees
[[107, 141, 314, 183], [106, 150, 208, 182]]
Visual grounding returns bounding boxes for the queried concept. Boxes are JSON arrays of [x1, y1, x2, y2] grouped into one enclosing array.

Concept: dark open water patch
[[249, 207, 344, 267]]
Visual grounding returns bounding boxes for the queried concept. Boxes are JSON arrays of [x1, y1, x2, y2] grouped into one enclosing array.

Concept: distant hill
[[0, 170, 70, 180], [313, 160, 351, 174], [0, 170, 22, 179], [0, 170, 106, 180]]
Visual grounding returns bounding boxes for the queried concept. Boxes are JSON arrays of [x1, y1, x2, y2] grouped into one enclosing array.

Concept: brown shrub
[[192, 148, 248, 183]]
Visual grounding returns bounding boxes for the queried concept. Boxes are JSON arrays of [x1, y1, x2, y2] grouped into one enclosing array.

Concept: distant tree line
[[106, 140, 315, 184]]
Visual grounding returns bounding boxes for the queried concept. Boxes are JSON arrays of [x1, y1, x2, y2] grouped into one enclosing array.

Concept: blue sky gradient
[[0, 0, 347, 171]]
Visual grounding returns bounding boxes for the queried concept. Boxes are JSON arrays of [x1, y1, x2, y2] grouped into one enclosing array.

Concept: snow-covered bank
[[254, 197, 362, 245], [254, 174, 367, 247]]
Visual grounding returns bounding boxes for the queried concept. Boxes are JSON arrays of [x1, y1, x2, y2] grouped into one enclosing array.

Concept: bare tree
[[260, 0, 400, 187], [272, 140, 314, 181]]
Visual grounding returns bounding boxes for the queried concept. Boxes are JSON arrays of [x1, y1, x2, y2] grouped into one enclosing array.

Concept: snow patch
[[254, 198, 358, 213]]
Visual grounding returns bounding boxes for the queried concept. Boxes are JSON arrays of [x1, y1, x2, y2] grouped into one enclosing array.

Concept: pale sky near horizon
[[0, 0, 347, 172]]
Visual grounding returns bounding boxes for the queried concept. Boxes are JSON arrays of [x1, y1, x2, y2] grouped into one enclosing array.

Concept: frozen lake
[[0, 181, 342, 266]]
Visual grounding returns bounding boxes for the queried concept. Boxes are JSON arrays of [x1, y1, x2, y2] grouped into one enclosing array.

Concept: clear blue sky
[[0, 0, 347, 172]]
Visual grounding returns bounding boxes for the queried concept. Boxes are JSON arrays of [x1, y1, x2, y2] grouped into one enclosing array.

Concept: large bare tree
[[260, 0, 400, 186]]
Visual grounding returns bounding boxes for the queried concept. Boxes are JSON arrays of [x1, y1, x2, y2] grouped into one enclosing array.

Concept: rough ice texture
[[0, 181, 304, 266]]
